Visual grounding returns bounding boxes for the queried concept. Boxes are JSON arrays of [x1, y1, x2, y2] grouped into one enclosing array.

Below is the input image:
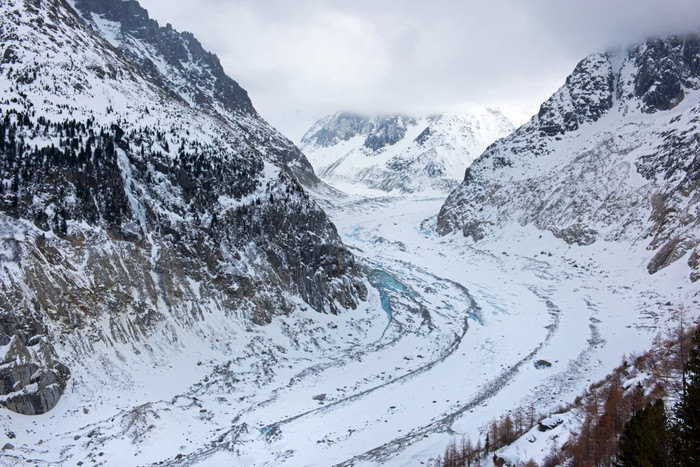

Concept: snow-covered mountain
[[0, 0, 364, 416], [3, 1, 700, 465], [70, 0, 319, 186], [437, 36, 700, 282], [300, 110, 514, 195]]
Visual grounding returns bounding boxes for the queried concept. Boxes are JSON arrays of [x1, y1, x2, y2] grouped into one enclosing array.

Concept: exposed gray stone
[[0, 337, 69, 415]]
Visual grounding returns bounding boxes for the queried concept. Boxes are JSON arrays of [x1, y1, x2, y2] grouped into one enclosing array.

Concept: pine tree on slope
[[674, 328, 700, 465], [617, 399, 669, 467]]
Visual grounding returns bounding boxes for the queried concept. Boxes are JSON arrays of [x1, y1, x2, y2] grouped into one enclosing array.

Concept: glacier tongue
[[4, 192, 691, 466]]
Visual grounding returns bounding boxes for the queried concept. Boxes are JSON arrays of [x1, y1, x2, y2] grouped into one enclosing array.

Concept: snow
[[0, 340, 12, 363], [497, 413, 572, 465], [301, 110, 514, 195], [116, 148, 148, 233], [4, 189, 694, 466], [89, 12, 122, 46], [1, 1, 698, 465]]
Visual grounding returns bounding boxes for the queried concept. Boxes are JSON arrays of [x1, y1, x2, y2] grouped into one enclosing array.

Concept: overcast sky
[[137, 0, 700, 142]]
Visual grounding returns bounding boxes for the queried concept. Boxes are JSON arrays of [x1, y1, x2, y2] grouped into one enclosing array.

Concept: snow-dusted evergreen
[[437, 36, 700, 282], [300, 109, 514, 195]]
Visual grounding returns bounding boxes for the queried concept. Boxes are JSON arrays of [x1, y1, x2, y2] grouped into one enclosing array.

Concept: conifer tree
[[674, 327, 700, 465], [618, 399, 669, 467]]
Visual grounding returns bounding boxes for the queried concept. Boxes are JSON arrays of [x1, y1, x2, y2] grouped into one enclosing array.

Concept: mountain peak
[[437, 34, 700, 280], [70, 0, 321, 184], [532, 34, 700, 139], [301, 109, 513, 195], [72, 0, 254, 115]]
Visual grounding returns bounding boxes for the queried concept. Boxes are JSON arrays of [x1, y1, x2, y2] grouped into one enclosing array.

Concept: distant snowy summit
[[300, 110, 514, 195]]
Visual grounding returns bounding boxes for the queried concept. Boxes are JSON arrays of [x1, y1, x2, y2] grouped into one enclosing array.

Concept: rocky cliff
[[437, 36, 700, 281]]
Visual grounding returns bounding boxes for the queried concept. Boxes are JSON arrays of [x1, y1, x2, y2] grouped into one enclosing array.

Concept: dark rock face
[[305, 113, 374, 147], [414, 126, 431, 146], [547, 224, 599, 246], [363, 116, 415, 152], [689, 250, 700, 282], [0, 336, 70, 415], [633, 37, 700, 112], [0, 245, 70, 415], [536, 53, 614, 136], [301, 113, 417, 153]]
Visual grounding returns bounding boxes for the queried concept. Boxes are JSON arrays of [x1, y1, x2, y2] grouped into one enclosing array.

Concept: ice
[[2, 1, 698, 464], [3, 170, 697, 467]]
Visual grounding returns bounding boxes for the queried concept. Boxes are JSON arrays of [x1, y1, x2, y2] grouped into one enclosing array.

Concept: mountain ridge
[[68, 0, 320, 186], [0, 0, 365, 415], [300, 109, 514, 195], [437, 35, 700, 281]]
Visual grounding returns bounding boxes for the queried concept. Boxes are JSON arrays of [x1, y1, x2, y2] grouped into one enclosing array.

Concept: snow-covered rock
[[300, 109, 514, 195], [0, 0, 364, 414], [437, 35, 700, 280], [70, 0, 320, 186], [0, 335, 69, 415]]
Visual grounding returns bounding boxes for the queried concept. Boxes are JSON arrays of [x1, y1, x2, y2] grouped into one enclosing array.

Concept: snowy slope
[[300, 109, 514, 195], [5, 190, 697, 466], [437, 37, 700, 281], [2, 2, 699, 466], [70, 0, 320, 186], [0, 0, 364, 417]]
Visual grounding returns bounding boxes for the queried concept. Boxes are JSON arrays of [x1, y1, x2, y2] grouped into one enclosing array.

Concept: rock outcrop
[[437, 35, 700, 280], [0, 336, 69, 415]]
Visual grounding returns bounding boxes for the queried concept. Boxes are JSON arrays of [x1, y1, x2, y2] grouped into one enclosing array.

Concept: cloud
[[137, 0, 700, 141]]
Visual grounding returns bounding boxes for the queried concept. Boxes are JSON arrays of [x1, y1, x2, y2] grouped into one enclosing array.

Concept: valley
[[4, 194, 694, 466], [1, 1, 699, 465], [316, 194, 696, 464]]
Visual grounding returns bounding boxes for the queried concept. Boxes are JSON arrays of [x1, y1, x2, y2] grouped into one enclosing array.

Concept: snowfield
[[3, 193, 696, 466]]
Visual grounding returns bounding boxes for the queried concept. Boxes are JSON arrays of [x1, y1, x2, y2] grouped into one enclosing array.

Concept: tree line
[[618, 326, 700, 466], [0, 107, 266, 237]]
